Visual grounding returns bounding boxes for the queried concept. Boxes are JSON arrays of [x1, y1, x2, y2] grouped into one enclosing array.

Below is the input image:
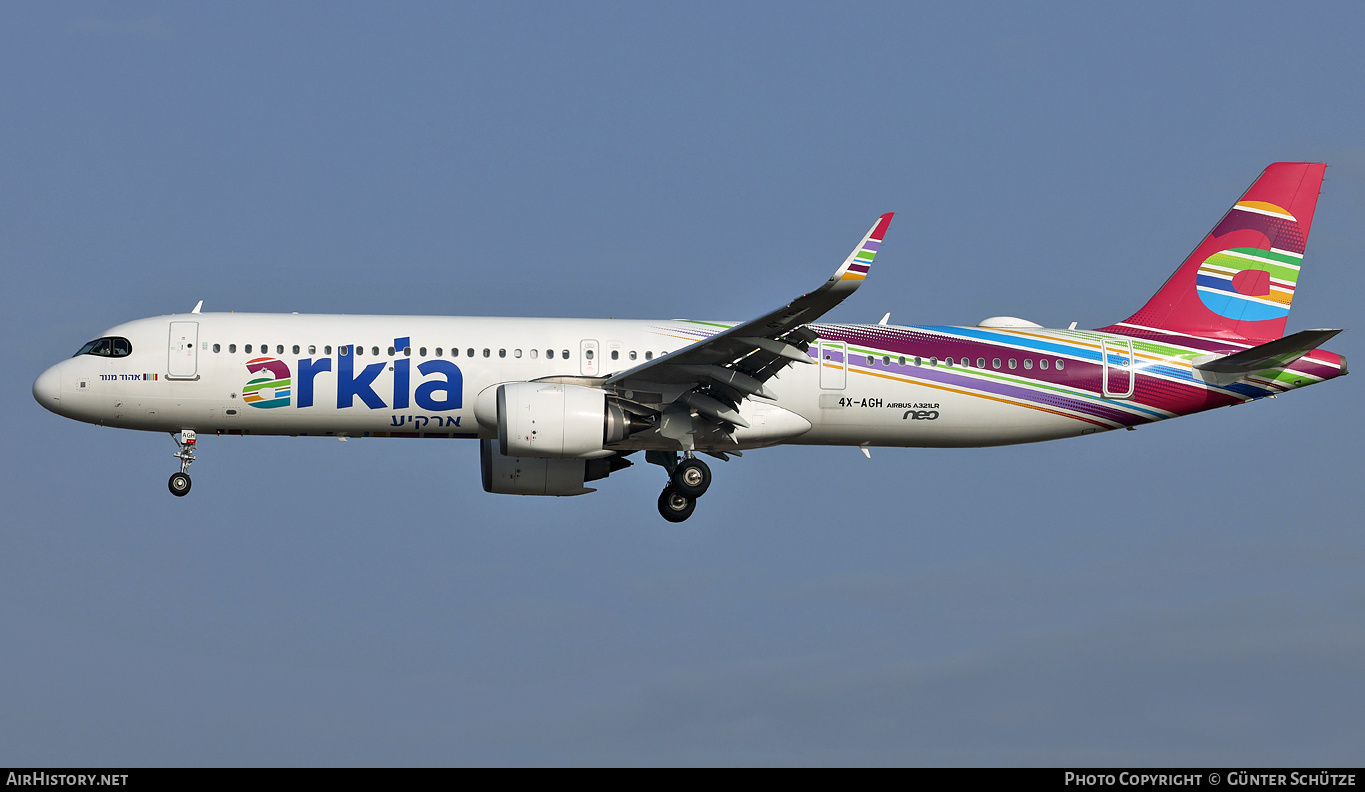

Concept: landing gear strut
[[169, 430, 196, 497], [648, 451, 713, 522]]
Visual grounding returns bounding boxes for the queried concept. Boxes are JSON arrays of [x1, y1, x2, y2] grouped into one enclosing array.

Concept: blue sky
[[2, 2, 1362, 765]]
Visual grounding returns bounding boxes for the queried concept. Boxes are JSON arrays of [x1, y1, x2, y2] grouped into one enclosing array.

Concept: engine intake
[[497, 382, 648, 459]]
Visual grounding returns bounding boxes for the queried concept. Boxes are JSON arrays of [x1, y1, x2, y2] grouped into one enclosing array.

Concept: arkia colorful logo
[[242, 357, 292, 409], [240, 338, 463, 412], [1196, 200, 1303, 323]]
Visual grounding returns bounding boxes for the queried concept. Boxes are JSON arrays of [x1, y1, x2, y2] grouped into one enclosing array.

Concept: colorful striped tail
[[1113, 162, 1325, 344]]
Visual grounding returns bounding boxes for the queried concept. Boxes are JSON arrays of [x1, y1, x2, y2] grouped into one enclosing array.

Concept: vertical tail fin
[[1115, 162, 1325, 344]]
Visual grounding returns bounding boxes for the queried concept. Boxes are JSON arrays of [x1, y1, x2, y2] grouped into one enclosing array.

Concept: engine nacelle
[[480, 439, 632, 496], [497, 382, 642, 459]]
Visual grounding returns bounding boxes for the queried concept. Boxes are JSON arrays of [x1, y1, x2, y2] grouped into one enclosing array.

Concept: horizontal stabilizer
[[1194, 329, 1341, 377]]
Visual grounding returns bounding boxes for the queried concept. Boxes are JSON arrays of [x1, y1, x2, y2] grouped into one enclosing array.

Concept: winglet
[[828, 212, 894, 288]]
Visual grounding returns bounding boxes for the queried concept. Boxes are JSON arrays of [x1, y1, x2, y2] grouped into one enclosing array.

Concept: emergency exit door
[[1101, 337, 1135, 398], [818, 340, 846, 389]]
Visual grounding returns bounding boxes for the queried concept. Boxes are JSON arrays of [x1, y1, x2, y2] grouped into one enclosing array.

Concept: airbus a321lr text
[[33, 163, 1347, 521]]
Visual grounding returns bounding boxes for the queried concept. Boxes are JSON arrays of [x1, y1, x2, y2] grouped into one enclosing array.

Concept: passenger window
[[1023, 359, 1033, 370], [993, 358, 1001, 369], [340, 345, 350, 356], [498, 349, 506, 358], [355, 346, 362, 356], [404, 347, 411, 356], [324, 346, 332, 355], [229, 344, 237, 353], [293, 345, 300, 355], [245, 344, 253, 354], [563, 350, 570, 359], [1008, 358, 1017, 369], [929, 357, 938, 367], [371, 347, 379, 356], [1039, 359, 1048, 370], [514, 349, 522, 358], [914, 356, 921, 366], [645, 351, 653, 360], [585, 349, 594, 360], [629, 351, 637, 360], [945, 357, 954, 366], [433, 347, 440, 357], [308, 345, 316, 355], [467, 348, 475, 358], [388, 347, 396, 356], [976, 357, 985, 368], [277, 345, 284, 355], [483, 349, 490, 358], [611, 350, 619, 360], [547, 349, 555, 359], [530, 349, 538, 359], [898, 356, 906, 366], [419, 347, 427, 357], [213, 343, 221, 353], [1056, 359, 1065, 370]]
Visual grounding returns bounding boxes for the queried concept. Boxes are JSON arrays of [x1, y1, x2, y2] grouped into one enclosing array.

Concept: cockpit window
[[74, 337, 132, 358]]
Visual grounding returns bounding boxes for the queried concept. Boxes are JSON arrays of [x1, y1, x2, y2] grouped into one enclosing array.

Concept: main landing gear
[[649, 451, 712, 523], [168, 430, 196, 497]]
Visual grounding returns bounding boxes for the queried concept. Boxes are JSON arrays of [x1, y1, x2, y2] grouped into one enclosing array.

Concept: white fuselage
[[36, 312, 1100, 451]]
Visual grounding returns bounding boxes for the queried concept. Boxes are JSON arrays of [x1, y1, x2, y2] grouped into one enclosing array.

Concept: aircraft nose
[[33, 365, 61, 411]]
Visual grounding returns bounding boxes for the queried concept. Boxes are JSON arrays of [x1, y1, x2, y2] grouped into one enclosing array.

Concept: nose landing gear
[[648, 451, 713, 522], [169, 430, 196, 497]]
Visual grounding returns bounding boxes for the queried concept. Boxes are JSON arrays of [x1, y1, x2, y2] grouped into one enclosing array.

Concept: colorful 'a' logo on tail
[[1112, 162, 1324, 345], [1195, 201, 1302, 323], [243, 357, 292, 409]]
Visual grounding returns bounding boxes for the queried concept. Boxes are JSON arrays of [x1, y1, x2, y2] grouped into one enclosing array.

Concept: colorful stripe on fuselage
[[668, 319, 1341, 431]]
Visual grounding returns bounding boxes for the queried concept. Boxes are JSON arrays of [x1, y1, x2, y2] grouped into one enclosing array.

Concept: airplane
[[32, 162, 1347, 522]]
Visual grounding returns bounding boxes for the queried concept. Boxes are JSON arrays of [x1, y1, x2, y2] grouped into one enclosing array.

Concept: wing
[[604, 213, 893, 438]]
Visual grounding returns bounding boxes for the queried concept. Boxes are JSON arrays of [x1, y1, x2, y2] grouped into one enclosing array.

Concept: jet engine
[[496, 382, 648, 459], [480, 439, 633, 496]]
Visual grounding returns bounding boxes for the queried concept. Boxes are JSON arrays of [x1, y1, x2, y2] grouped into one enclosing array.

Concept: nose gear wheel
[[168, 430, 197, 497]]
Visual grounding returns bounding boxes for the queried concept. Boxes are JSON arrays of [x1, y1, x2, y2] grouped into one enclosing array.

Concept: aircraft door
[[818, 340, 846, 389], [580, 339, 599, 377], [168, 321, 199, 379], [1101, 337, 1135, 398]]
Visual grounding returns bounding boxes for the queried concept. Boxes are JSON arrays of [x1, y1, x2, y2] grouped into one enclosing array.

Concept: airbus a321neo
[[33, 163, 1347, 521]]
